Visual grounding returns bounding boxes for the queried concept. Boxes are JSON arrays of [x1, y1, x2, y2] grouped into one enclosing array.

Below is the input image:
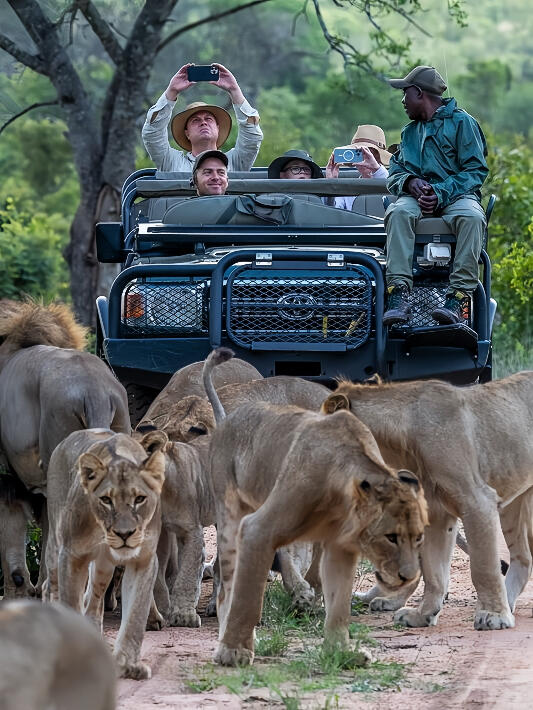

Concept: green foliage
[[0, 198, 69, 301]]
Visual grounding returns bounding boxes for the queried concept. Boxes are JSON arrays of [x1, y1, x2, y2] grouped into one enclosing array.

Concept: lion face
[[359, 473, 428, 591], [78, 431, 167, 562], [139, 395, 215, 443]]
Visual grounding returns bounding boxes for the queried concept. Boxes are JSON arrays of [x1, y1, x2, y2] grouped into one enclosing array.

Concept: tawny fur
[[0, 299, 87, 352]]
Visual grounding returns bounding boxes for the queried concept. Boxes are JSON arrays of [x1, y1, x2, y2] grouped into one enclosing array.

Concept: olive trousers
[[384, 195, 486, 295]]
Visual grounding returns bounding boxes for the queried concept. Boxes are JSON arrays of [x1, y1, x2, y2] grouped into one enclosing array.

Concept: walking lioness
[[322, 371, 533, 630], [204, 348, 428, 667]]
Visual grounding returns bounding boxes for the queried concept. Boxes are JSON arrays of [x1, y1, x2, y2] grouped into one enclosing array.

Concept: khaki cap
[[388, 66, 447, 95]]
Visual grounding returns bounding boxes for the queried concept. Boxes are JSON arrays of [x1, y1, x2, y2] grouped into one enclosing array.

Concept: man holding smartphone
[[142, 63, 262, 172]]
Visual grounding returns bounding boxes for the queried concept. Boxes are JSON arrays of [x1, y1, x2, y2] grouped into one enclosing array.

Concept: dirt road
[[112, 532, 533, 709]]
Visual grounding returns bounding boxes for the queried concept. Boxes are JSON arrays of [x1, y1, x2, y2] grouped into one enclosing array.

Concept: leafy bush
[[0, 198, 69, 301]]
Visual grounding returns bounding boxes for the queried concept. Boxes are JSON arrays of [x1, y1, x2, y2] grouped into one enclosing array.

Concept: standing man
[[142, 63, 262, 173], [383, 65, 488, 326]]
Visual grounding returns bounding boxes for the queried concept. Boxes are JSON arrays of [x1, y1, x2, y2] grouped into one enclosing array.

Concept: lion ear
[[398, 470, 420, 491], [321, 393, 350, 415], [140, 430, 168, 454], [78, 453, 106, 493]]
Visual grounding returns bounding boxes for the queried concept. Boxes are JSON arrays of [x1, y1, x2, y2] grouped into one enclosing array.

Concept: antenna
[[442, 52, 450, 96]]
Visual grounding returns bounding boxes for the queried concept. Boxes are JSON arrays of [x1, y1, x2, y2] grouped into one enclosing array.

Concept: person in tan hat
[[325, 125, 392, 210], [142, 63, 262, 173], [191, 150, 229, 196], [382, 65, 488, 327]]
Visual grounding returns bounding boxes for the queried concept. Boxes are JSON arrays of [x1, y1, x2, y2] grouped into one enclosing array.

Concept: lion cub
[[203, 348, 428, 667], [45, 428, 167, 680]]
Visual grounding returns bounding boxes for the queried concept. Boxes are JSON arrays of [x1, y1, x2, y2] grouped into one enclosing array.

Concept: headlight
[[123, 281, 204, 332]]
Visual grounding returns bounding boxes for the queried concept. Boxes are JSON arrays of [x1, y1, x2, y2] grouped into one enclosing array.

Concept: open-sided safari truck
[[95, 169, 496, 422]]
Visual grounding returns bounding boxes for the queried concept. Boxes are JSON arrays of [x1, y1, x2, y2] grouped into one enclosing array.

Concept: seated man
[[268, 150, 323, 179], [325, 125, 391, 209], [142, 63, 262, 172], [383, 65, 488, 326], [191, 150, 228, 196]]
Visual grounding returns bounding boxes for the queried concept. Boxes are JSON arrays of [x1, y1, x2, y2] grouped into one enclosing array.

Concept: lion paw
[[214, 641, 254, 667], [369, 596, 405, 612], [117, 660, 151, 680], [146, 607, 165, 631], [474, 609, 514, 630], [169, 608, 201, 628], [291, 584, 315, 610], [394, 607, 438, 628]]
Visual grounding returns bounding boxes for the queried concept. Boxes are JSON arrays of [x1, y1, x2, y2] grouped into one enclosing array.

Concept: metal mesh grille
[[227, 269, 372, 348], [121, 280, 208, 336], [391, 281, 470, 330]]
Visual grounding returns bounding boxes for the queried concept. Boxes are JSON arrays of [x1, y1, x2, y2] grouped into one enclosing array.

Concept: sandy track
[[112, 533, 533, 709]]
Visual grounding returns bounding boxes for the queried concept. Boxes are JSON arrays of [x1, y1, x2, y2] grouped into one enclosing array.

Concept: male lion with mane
[[203, 348, 428, 667], [45, 428, 167, 680], [322, 371, 533, 631]]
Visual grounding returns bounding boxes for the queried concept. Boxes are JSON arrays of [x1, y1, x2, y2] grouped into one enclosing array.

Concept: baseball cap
[[388, 66, 447, 95], [192, 150, 228, 174]]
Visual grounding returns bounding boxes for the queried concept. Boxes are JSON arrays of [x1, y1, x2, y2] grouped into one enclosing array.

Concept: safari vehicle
[[95, 168, 495, 421]]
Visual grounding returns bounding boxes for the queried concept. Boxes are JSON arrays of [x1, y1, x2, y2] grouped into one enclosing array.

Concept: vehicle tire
[[125, 382, 156, 428], [478, 346, 493, 384]]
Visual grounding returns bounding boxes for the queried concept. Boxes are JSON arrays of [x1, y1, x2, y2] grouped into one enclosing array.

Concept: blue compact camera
[[333, 147, 363, 164]]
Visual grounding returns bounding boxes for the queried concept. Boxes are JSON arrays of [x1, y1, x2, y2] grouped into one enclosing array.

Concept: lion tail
[[202, 347, 234, 424], [0, 299, 88, 352]]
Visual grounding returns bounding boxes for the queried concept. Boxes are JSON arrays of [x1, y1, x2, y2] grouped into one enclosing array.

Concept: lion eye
[[386, 533, 398, 544], [100, 496, 113, 506], [134, 495, 146, 506]]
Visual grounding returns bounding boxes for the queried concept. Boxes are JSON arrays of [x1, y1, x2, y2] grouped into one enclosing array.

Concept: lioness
[[142, 357, 263, 436], [203, 348, 428, 667], [140, 375, 329, 443], [321, 372, 533, 630], [0, 600, 116, 710], [45, 428, 167, 680]]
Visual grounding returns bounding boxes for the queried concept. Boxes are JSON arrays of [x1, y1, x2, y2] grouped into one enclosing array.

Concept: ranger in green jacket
[[383, 65, 488, 326]]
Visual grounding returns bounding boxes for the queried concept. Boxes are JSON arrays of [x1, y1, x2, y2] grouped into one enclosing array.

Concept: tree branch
[[157, 0, 275, 54], [0, 32, 46, 74], [76, 0, 124, 65], [0, 99, 59, 135]]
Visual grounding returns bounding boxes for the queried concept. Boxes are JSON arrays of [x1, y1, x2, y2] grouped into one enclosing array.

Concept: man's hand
[[165, 64, 195, 102], [325, 153, 339, 179], [210, 63, 245, 105], [406, 176, 432, 198], [417, 184, 438, 213]]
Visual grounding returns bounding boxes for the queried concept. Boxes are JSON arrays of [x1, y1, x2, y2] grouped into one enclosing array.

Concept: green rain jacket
[[387, 98, 488, 209]]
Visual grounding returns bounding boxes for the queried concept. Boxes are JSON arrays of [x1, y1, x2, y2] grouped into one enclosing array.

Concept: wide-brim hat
[[171, 102, 232, 151], [267, 149, 323, 179], [338, 124, 392, 166]]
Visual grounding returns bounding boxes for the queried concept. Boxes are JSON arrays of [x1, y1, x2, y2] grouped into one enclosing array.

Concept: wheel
[[125, 382, 156, 428], [478, 346, 492, 383]]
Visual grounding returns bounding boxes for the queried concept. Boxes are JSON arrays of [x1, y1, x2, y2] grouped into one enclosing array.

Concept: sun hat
[[171, 102, 232, 151], [387, 66, 447, 96], [333, 125, 392, 167], [267, 149, 323, 179]]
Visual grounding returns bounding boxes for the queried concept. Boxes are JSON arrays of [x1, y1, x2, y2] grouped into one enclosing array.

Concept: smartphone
[[187, 65, 220, 82], [333, 147, 363, 164]]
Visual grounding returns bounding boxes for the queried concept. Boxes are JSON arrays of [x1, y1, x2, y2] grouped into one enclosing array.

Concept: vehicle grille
[[121, 280, 208, 336], [227, 269, 372, 349]]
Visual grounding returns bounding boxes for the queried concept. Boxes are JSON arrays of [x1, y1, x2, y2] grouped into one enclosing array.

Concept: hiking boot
[[432, 291, 470, 325], [383, 285, 411, 326]]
